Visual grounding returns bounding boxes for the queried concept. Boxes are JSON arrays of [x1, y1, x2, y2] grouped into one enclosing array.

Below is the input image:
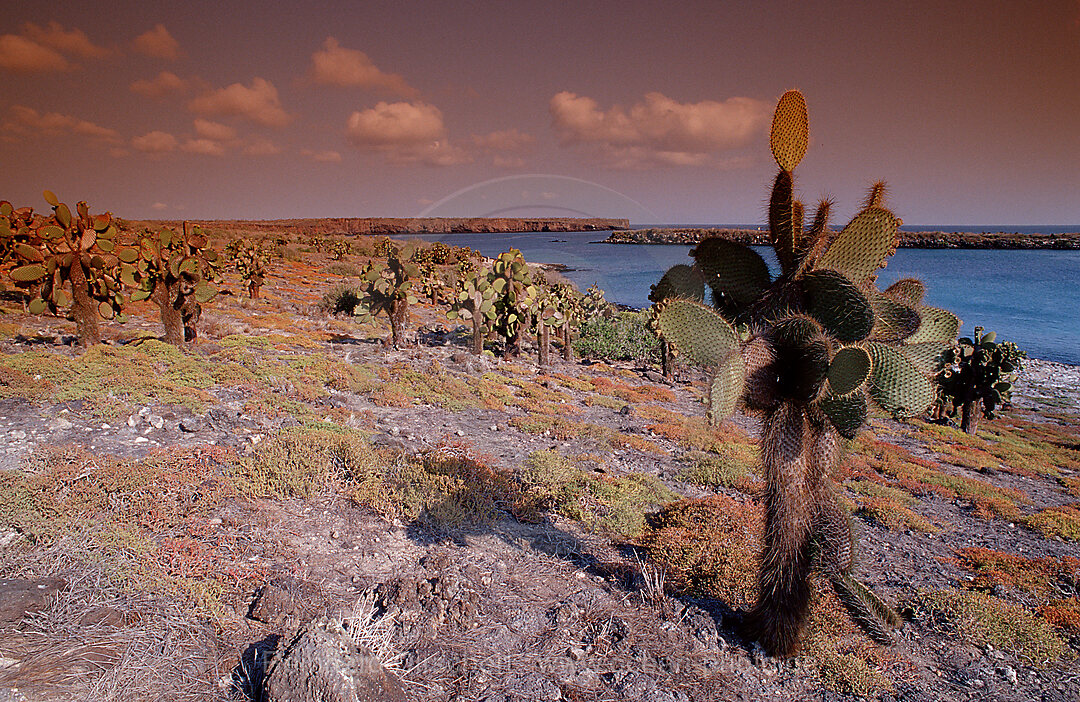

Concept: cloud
[[472, 128, 535, 168], [182, 138, 225, 156], [132, 24, 180, 60], [151, 202, 169, 211], [189, 77, 292, 127], [345, 100, 470, 166], [132, 130, 178, 153], [310, 37, 417, 96], [22, 21, 112, 59], [3, 105, 120, 143], [193, 118, 236, 141], [0, 34, 71, 72], [242, 138, 282, 156], [301, 149, 343, 163], [550, 91, 769, 168], [130, 71, 192, 98]]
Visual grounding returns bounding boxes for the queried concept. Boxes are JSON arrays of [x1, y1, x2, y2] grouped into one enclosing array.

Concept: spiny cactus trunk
[[750, 403, 830, 656], [504, 329, 521, 359], [470, 314, 484, 356], [561, 322, 573, 362], [153, 283, 185, 346], [248, 280, 261, 299], [661, 339, 674, 382], [538, 324, 550, 366], [960, 399, 979, 434], [68, 261, 101, 347]]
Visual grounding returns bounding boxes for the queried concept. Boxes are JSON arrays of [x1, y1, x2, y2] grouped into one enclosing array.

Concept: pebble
[[134, 437, 149, 444], [9, 430, 26, 441], [127, 415, 138, 428], [148, 415, 164, 430], [179, 419, 202, 433], [48, 417, 73, 431]]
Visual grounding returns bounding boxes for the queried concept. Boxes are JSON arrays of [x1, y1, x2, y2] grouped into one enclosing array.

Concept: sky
[[2, 0, 1079, 225]]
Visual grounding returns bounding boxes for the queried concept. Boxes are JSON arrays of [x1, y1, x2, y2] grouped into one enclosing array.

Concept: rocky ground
[[0, 236, 1078, 701]]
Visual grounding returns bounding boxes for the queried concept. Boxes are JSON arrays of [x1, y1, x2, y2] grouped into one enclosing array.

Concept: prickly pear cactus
[[650, 91, 960, 656], [7, 191, 127, 347], [936, 326, 1025, 434], [226, 239, 271, 299], [354, 244, 419, 349], [488, 249, 538, 358], [447, 269, 496, 355], [121, 223, 220, 345]]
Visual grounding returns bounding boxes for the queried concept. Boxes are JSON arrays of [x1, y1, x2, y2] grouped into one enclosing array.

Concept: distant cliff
[[162, 217, 629, 236], [604, 228, 1080, 250]]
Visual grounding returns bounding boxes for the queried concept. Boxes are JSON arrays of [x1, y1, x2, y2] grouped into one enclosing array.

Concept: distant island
[[604, 227, 1080, 250], [152, 217, 629, 236]]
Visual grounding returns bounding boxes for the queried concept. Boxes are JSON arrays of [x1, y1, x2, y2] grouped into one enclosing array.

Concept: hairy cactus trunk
[[68, 260, 101, 347], [388, 298, 408, 349], [660, 339, 674, 382], [561, 322, 573, 361], [248, 280, 261, 299], [538, 324, 550, 366], [153, 283, 185, 346], [960, 399, 979, 434], [750, 403, 829, 656], [471, 313, 484, 356]]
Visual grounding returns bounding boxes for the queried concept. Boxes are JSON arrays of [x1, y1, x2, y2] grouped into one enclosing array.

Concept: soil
[[0, 243, 1078, 702]]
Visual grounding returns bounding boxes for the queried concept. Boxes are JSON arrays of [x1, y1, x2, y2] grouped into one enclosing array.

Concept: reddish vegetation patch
[[946, 547, 1080, 595]]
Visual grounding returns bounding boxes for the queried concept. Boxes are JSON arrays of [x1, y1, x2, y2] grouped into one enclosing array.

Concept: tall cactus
[[651, 91, 959, 656], [121, 223, 219, 345], [7, 191, 127, 347], [489, 249, 538, 358], [353, 244, 419, 349], [446, 269, 496, 355], [226, 239, 271, 299]]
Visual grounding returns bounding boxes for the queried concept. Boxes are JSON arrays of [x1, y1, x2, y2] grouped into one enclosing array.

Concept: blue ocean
[[391, 227, 1080, 365]]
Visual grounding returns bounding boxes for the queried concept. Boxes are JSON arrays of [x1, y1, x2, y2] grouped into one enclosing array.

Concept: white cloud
[[472, 128, 535, 168], [310, 37, 417, 96], [0, 34, 71, 72], [301, 148, 343, 163], [189, 78, 291, 127], [130, 71, 192, 98], [182, 138, 225, 156], [242, 138, 282, 156], [345, 100, 470, 166], [550, 91, 769, 168], [22, 21, 112, 59], [132, 130, 178, 153], [3, 105, 120, 143], [193, 118, 236, 141], [132, 24, 180, 60]]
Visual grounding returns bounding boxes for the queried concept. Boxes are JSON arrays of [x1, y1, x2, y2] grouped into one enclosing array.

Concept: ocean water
[[389, 229, 1080, 365]]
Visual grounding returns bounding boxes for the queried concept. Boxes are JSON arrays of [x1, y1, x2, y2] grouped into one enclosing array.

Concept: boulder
[[0, 578, 66, 624]]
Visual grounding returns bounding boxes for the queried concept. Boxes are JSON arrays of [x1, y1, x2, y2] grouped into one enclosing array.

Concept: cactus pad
[[801, 270, 874, 342], [870, 292, 922, 343], [900, 340, 950, 374], [690, 238, 771, 314], [884, 278, 925, 307], [865, 342, 936, 418], [650, 264, 704, 304], [770, 90, 808, 172], [820, 391, 868, 439], [655, 298, 739, 368], [827, 346, 872, 396], [906, 306, 961, 344], [816, 206, 899, 284], [710, 352, 746, 424], [769, 170, 799, 275]]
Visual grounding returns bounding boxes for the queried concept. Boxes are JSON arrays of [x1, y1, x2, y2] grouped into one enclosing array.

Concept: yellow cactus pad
[[770, 90, 809, 171]]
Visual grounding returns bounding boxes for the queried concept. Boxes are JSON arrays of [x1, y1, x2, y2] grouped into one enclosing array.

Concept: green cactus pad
[[820, 391, 868, 439], [905, 306, 960, 344], [194, 282, 216, 303], [690, 238, 771, 314], [801, 270, 874, 342], [980, 331, 997, 344], [13, 243, 44, 262], [900, 340, 950, 374], [709, 352, 746, 424], [884, 278, 925, 307], [815, 206, 899, 284], [10, 264, 47, 283], [650, 264, 705, 303], [827, 346, 872, 396], [870, 292, 921, 343], [28, 297, 48, 315], [655, 298, 739, 367], [43, 190, 59, 207], [865, 342, 936, 418], [98, 301, 115, 319], [770, 89, 808, 172]]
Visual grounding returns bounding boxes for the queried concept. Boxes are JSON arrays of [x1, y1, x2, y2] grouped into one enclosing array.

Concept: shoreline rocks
[[604, 228, 1080, 249]]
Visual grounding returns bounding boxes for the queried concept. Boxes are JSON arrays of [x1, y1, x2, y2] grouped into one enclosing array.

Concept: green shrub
[[573, 310, 661, 365], [321, 280, 363, 315]]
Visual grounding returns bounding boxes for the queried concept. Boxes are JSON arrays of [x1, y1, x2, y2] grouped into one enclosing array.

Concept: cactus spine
[[651, 91, 958, 655]]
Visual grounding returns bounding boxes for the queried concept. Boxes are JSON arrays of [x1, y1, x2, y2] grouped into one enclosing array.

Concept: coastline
[[603, 227, 1080, 250]]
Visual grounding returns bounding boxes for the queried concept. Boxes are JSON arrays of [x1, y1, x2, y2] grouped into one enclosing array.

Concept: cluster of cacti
[[121, 223, 220, 344], [329, 240, 351, 261], [935, 326, 1025, 434], [650, 91, 960, 656], [6, 191, 127, 346], [225, 239, 271, 299], [353, 244, 419, 349]]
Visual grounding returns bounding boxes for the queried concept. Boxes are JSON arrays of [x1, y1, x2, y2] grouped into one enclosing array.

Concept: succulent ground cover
[[0, 231, 1077, 701]]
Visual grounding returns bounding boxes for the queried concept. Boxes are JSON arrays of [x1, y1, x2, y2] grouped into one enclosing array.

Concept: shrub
[[574, 310, 661, 365], [321, 280, 364, 315]]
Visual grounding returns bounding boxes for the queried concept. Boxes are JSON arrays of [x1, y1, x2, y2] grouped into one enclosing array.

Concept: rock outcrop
[[605, 228, 1080, 249]]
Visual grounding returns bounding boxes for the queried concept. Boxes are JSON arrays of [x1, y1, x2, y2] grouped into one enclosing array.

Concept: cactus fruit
[[6, 192, 127, 346], [353, 243, 419, 349], [650, 91, 960, 656], [935, 326, 1025, 434], [124, 223, 220, 344]]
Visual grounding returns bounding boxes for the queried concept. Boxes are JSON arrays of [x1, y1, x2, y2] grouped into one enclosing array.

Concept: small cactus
[[7, 191, 127, 347], [353, 244, 419, 349], [227, 239, 271, 299], [122, 223, 220, 344], [651, 91, 959, 656], [935, 326, 1025, 434]]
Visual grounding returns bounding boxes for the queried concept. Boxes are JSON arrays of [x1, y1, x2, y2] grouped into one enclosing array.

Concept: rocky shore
[[156, 217, 630, 237], [605, 227, 1080, 249]]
